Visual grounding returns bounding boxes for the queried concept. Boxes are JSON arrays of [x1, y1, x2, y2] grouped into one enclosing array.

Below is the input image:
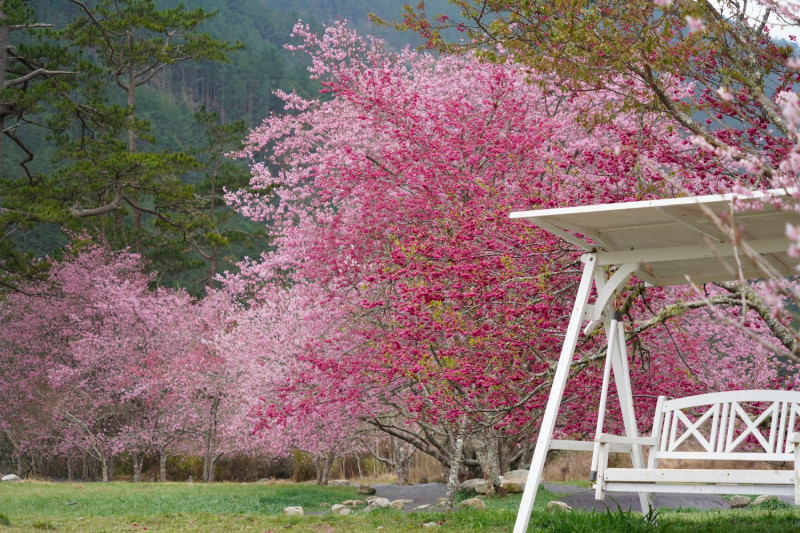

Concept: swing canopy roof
[[510, 190, 800, 286]]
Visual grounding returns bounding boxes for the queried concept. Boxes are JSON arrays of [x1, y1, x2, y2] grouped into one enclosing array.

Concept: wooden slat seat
[[594, 390, 800, 507]]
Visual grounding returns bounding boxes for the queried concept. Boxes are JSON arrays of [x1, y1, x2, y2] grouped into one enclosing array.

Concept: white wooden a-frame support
[[513, 255, 644, 533], [603, 314, 650, 513]]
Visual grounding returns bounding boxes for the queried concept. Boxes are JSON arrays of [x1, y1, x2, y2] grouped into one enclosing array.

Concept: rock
[[341, 499, 364, 507], [437, 497, 446, 505], [423, 522, 439, 528], [750, 495, 778, 506], [357, 484, 377, 495], [1, 474, 20, 482], [413, 504, 433, 510], [501, 479, 525, 493], [331, 504, 351, 515], [502, 469, 529, 480], [458, 497, 486, 511], [319, 502, 332, 508], [329, 479, 350, 486], [459, 478, 487, 495], [284, 506, 304, 516], [547, 501, 572, 512], [391, 499, 414, 511], [729, 495, 751, 508], [366, 497, 392, 511]]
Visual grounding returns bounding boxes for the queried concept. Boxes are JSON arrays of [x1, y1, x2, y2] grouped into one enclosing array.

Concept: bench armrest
[[595, 433, 658, 447], [789, 432, 800, 444]]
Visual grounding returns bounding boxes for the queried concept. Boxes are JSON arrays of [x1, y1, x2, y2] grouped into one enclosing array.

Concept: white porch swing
[[508, 190, 800, 532]]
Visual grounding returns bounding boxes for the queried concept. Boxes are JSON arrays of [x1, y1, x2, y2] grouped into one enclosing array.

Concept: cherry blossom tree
[[216, 281, 368, 484], [399, 0, 800, 359], [0, 239, 245, 481], [224, 21, 797, 490]]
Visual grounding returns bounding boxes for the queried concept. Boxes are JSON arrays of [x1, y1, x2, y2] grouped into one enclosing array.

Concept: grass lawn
[[1, 481, 800, 532]]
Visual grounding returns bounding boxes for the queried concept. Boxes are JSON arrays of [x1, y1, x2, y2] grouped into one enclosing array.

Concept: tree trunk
[[442, 435, 465, 512], [498, 437, 510, 475], [67, 455, 74, 482], [314, 451, 335, 485], [392, 436, 413, 484], [126, 42, 136, 153], [0, 4, 11, 174], [159, 450, 167, 482], [323, 452, 334, 484], [476, 434, 503, 495], [100, 454, 109, 482], [203, 396, 220, 482], [133, 208, 144, 255], [132, 451, 144, 482]]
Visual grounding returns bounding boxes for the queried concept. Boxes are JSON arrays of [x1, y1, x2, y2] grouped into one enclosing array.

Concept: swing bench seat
[[594, 390, 800, 506]]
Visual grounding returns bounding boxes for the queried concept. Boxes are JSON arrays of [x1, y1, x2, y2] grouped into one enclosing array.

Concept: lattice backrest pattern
[[656, 390, 800, 459]]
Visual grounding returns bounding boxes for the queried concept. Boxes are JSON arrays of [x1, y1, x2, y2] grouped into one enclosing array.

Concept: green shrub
[[291, 450, 315, 482], [752, 497, 791, 510]]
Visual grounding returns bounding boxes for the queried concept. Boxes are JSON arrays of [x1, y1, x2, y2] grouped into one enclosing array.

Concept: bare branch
[[5, 68, 74, 87]]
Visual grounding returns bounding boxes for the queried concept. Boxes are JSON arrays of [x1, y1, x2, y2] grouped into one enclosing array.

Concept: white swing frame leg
[[514, 257, 643, 532], [590, 315, 617, 482], [607, 317, 651, 513], [513, 255, 598, 533]]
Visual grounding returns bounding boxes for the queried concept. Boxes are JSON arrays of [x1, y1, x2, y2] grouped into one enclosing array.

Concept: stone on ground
[[414, 504, 433, 510], [390, 498, 414, 510], [500, 469, 528, 493], [459, 497, 486, 510], [547, 501, 572, 512], [502, 469, 529, 479], [729, 496, 751, 508], [329, 479, 349, 486], [284, 506, 304, 516], [459, 478, 487, 495], [501, 479, 525, 493], [357, 484, 377, 495], [341, 499, 363, 507], [423, 522, 439, 528], [366, 497, 392, 511], [331, 504, 351, 515], [1, 474, 20, 482], [750, 495, 779, 506]]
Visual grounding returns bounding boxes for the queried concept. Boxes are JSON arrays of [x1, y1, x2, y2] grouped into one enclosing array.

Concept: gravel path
[[372, 481, 796, 512], [373, 482, 447, 511]]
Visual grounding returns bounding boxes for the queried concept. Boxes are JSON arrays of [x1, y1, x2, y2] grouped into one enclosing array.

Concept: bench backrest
[[653, 390, 800, 461]]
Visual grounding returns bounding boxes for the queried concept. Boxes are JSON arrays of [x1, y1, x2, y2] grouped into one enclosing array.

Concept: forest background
[[2, 0, 458, 295]]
